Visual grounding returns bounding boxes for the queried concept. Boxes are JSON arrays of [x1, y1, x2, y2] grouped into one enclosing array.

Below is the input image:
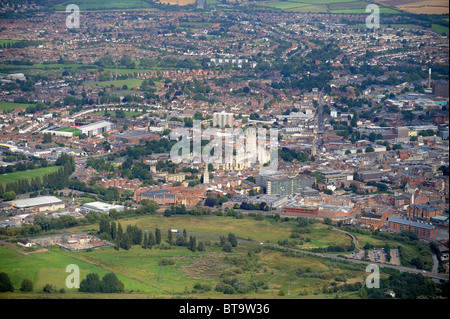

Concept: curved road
[[185, 232, 449, 282]]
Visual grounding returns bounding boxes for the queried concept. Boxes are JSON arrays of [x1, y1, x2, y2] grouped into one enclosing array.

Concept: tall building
[[213, 111, 234, 128], [255, 173, 315, 196]]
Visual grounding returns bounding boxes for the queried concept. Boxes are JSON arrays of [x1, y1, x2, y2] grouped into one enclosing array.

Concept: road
[[185, 232, 449, 282]]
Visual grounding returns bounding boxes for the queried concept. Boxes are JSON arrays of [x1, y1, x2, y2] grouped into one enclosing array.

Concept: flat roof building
[[78, 121, 114, 137], [82, 201, 125, 214], [5, 196, 65, 213], [388, 217, 437, 238]]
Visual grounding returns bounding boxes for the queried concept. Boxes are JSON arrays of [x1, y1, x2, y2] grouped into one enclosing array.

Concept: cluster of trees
[[365, 272, 436, 299], [79, 273, 124, 293], [218, 233, 238, 253], [163, 204, 213, 217], [238, 202, 270, 211], [0, 154, 75, 201], [279, 148, 312, 163]]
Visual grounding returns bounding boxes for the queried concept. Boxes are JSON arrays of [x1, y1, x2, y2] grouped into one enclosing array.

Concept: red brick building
[[284, 203, 319, 216], [388, 217, 437, 238]]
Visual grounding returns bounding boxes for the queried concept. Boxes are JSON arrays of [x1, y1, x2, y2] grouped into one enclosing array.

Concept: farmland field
[[0, 166, 60, 186], [375, 0, 449, 15], [258, 0, 400, 13], [54, 0, 155, 11]]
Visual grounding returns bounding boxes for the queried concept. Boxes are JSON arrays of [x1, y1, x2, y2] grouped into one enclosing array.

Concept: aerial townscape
[[0, 0, 448, 306]]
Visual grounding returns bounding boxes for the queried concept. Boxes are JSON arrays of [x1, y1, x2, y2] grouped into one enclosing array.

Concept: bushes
[[79, 272, 124, 293]]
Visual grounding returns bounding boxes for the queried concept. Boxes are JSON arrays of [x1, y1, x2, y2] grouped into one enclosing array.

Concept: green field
[[0, 39, 21, 47], [54, 0, 155, 11], [57, 126, 81, 136], [259, 0, 400, 13], [0, 166, 60, 186], [84, 79, 143, 89], [432, 24, 450, 36], [70, 214, 352, 248], [0, 101, 33, 112], [0, 236, 369, 298]]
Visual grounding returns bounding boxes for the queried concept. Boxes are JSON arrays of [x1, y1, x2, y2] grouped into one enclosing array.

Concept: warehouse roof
[[83, 201, 125, 212], [6, 196, 64, 208], [78, 121, 112, 131]]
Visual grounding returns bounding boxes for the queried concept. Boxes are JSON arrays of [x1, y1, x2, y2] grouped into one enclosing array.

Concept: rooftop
[[6, 196, 63, 208]]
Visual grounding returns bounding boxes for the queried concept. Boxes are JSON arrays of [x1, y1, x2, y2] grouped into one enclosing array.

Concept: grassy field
[[0, 101, 33, 112], [57, 126, 81, 136], [54, 0, 155, 11], [0, 236, 369, 298], [432, 23, 450, 36], [0, 166, 60, 186], [68, 214, 352, 249], [259, 0, 400, 13], [84, 79, 143, 89]]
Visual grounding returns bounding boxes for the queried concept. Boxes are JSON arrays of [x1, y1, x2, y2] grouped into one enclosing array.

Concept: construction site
[[29, 232, 111, 252]]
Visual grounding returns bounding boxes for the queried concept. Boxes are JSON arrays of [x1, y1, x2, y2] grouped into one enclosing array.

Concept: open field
[[0, 237, 370, 298], [375, 0, 449, 15], [0, 101, 33, 112], [84, 79, 143, 89], [259, 0, 400, 13], [0, 166, 60, 186], [54, 0, 155, 11], [57, 126, 81, 136], [157, 0, 196, 5], [69, 214, 352, 247]]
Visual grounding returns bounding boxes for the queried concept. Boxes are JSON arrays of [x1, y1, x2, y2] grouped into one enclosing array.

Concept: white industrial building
[[5, 196, 65, 213], [82, 201, 125, 214], [78, 121, 114, 137]]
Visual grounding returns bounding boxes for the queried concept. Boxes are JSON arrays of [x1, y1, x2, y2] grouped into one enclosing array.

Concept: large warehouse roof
[[78, 121, 112, 132], [6, 196, 64, 208], [82, 201, 125, 212]]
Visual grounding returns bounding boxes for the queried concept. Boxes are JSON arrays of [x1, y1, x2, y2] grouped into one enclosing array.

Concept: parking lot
[[349, 248, 401, 266]]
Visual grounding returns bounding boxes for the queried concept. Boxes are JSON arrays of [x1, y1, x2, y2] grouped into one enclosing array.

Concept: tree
[[189, 236, 197, 252], [142, 232, 148, 249], [0, 272, 14, 292], [228, 233, 238, 247], [222, 241, 233, 253], [155, 228, 161, 245], [168, 229, 173, 245], [2, 191, 16, 201], [148, 231, 156, 248], [20, 279, 33, 292], [42, 132, 52, 144], [100, 273, 124, 293], [197, 240, 206, 252], [79, 273, 101, 293]]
